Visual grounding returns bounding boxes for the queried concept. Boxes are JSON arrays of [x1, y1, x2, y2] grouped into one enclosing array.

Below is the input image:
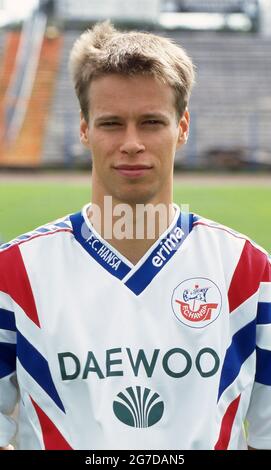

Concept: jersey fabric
[[0, 204, 270, 450]]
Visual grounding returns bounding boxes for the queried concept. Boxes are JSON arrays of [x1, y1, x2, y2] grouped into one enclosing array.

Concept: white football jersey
[[0, 204, 270, 450]]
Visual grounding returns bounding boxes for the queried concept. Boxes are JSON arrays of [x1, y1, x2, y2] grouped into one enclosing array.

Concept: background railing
[[3, 12, 47, 144]]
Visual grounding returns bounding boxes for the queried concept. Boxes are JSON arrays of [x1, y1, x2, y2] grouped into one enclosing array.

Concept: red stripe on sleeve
[[0, 245, 40, 327], [215, 395, 241, 450], [262, 257, 271, 282], [31, 397, 73, 450], [228, 241, 268, 313]]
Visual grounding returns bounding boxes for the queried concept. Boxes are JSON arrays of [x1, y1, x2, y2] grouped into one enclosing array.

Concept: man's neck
[[87, 198, 176, 265]]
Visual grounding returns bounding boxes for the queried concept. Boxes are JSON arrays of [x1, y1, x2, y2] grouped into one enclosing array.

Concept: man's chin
[[113, 189, 157, 206]]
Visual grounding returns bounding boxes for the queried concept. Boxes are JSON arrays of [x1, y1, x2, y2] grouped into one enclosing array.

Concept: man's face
[[80, 74, 189, 206]]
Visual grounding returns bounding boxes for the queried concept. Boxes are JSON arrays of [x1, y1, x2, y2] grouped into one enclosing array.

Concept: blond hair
[[69, 21, 195, 121]]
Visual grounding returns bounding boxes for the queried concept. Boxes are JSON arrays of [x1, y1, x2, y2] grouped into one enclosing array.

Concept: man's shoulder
[[192, 213, 269, 259], [193, 213, 248, 240], [0, 214, 73, 256]]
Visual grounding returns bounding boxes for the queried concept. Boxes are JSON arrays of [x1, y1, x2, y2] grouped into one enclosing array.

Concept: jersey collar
[[70, 204, 194, 296]]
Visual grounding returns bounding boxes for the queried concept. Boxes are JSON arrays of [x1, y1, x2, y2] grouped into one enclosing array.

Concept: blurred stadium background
[[0, 0, 270, 249]]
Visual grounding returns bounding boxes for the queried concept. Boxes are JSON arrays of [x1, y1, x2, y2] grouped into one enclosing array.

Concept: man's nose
[[119, 126, 145, 155]]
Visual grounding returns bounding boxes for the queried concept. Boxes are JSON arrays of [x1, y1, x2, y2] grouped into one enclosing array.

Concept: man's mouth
[[113, 165, 153, 178]]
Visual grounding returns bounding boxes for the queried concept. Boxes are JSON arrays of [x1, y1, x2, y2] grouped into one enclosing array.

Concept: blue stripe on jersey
[[0, 342, 16, 378], [35, 227, 50, 233], [0, 243, 11, 250], [54, 222, 71, 229], [0, 218, 72, 252], [70, 211, 131, 281], [218, 319, 256, 401], [17, 331, 65, 412], [125, 213, 193, 296], [255, 346, 271, 385], [257, 302, 271, 324], [17, 234, 31, 240], [0, 308, 16, 331]]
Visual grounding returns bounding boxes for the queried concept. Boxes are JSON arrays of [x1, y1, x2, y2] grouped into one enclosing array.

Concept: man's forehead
[[88, 74, 176, 114], [91, 73, 173, 94]]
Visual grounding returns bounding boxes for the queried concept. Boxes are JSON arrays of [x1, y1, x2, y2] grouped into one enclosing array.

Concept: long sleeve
[[246, 256, 271, 449], [0, 257, 18, 447]]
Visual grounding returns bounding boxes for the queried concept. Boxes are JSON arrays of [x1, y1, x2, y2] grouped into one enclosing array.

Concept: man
[[0, 22, 270, 450]]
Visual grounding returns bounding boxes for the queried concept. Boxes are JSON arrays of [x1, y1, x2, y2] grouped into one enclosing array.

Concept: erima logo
[[113, 386, 164, 428], [152, 227, 184, 268]]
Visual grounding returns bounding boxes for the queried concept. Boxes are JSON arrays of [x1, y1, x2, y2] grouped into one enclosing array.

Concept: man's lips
[[113, 165, 153, 178]]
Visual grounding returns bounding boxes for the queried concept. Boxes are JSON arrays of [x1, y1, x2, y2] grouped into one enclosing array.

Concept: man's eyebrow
[[141, 113, 169, 120], [94, 115, 121, 123], [94, 113, 169, 122]]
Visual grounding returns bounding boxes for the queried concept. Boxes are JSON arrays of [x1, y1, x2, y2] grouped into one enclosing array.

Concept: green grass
[[0, 182, 270, 252], [174, 185, 271, 252]]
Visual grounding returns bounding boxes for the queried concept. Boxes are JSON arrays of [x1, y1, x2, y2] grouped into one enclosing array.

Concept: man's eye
[[100, 122, 121, 127], [143, 120, 163, 125]]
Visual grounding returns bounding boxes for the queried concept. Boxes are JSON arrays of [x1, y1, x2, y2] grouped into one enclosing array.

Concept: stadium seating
[[0, 24, 63, 167], [1, 27, 270, 169], [175, 32, 271, 167], [41, 30, 271, 169], [164, 0, 258, 15], [0, 31, 21, 164], [41, 31, 90, 167]]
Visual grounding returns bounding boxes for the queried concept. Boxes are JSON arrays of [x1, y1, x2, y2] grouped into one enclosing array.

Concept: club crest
[[172, 278, 222, 328]]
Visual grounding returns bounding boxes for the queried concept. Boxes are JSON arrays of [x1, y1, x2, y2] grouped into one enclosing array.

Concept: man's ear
[[177, 108, 190, 148], [80, 111, 90, 147]]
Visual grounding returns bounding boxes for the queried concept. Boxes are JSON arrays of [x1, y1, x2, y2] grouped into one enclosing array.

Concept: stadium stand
[[0, 13, 62, 167], [0, 0, 270, 169], [41, 30, 271, 169], [41, 31, 89, 167], [173, 32, 271, 168], [0, 29, 5, 58], [0, 31, 21, 162], [170, 0, 258, 14]]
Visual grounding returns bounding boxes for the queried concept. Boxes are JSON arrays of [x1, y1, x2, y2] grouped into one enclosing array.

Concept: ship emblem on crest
[[172, 278, 222, 328], [183, 286, 209, 303]]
